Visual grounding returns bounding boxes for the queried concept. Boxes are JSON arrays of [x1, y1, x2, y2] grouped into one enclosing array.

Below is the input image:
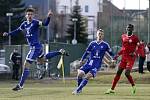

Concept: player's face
[[126, 25, 134, 36], [25, 11, 34, 22], [126, 27, 133, 32], [97, 30, 104, 41]]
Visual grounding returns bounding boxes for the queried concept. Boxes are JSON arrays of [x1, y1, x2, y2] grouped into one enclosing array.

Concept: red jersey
[[137, 43, 146, 57], [118, 33, 139, 55]]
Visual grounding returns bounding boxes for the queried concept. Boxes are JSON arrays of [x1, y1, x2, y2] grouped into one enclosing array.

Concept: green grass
[[0, 72, 150, 100]]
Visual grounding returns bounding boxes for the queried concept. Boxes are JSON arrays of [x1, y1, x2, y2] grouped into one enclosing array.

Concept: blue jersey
[[8, 17, 50, 49], [80, 40, 113, 75], [82, 40, 113, 63]]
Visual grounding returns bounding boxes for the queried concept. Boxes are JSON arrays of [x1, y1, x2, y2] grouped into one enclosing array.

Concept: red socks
[[126, 75, 135, 86], [111, 75, 120, 90]]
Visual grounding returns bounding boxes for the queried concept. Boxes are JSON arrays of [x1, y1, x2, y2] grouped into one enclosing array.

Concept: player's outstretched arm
[[2, 27, 22, 37]]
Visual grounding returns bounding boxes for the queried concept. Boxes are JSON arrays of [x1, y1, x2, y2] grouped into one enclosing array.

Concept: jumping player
[[72, 29, 114, 95], [2, 8, 68, 91], [105, 24, 139, 94]]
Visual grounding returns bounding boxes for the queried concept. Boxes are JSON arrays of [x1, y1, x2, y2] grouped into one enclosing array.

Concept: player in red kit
[[105, 24, 139, 94]]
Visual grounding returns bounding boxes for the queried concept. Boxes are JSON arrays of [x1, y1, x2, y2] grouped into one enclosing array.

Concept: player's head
[[140, 40, 144, 43], [96, 29, 104, 41], [25, 8, 35, 21], [126, 24, 134, 36]]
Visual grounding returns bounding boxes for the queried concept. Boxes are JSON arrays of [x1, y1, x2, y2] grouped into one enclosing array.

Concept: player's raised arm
[[41, 10, 53, 26], [47, 10, 53, 17]]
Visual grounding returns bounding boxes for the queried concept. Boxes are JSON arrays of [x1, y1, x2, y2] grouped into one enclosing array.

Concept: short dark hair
[[25, 8, 35, 13], [127, 24, 134, 29]]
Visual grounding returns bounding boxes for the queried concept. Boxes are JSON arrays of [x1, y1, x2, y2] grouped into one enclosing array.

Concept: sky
[[111, 0, 149, 10]]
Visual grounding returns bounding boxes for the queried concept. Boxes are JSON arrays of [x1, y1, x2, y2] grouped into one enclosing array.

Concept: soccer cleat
[[131, 86, 136, 94], [12, 84, 23, 91], [72, 89, 82, 95], [59, 49, 69, 56], [105, 88, 115, 94]]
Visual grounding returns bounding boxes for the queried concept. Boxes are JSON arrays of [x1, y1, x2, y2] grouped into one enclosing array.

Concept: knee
[[24, 60, 31, 68], [116, 70, 123, 76], [125, 71, 130, 77], [77, 69, 85, 77], [84, 73, 93, 80]]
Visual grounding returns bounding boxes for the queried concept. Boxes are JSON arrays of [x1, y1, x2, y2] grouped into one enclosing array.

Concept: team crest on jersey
[[101, 46, 104, 48]]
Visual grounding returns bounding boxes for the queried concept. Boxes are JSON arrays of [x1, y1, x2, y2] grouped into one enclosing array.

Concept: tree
[[0, 0, 26, 46], [66, 0, 88, 44]]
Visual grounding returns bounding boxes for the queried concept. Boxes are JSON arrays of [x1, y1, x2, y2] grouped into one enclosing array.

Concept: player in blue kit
[[72, 29, 114, 95], [2, 8, 68, 91]]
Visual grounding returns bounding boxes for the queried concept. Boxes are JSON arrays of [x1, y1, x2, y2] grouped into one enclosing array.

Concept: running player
[[105, 24, 139, 94], [72, 29, 113, 95]]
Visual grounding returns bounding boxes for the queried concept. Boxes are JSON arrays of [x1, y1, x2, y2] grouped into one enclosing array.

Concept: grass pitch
[[0, 72, 150, 100]]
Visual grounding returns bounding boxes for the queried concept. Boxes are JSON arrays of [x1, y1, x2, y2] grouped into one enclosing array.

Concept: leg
[[45, 51, 61, 59], [105, 67, 124, 94], [12, 60, 31, 91], [14, 68, 17, 80], [12, 48, 44, 91], [72, 69, 85, 95], [12, 65, 15, 79], [15, 67, 19, 80], [72, 67, 97, 95], [140, 57, 145, 73], [76, 72, 93, 92], [72, 72, 93, 95], [138, 56, 144, 73], [45, 49, 69, 59], [125, 69, 135, 86], [77, 69, 85, 87], [111, 67, 124, 90], [125, 69, 136, 94]]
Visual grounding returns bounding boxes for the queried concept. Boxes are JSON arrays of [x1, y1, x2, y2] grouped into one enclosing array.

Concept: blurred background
[[0, 0, 149, 78]]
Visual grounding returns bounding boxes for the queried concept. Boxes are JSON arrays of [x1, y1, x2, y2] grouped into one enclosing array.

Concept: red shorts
[[119, 55, 136, 70]]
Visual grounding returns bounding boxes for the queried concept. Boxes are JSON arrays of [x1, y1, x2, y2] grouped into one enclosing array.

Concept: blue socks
[[19, 68, 29, 87], [45, 51, 61, 59], [76, 78, 88, 92], [77, 77, 83, 86]]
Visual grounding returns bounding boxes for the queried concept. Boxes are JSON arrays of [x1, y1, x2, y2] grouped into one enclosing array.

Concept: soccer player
[[72, 29, 114, 95], [105, 24, 139, 94], [2, 8, 68, 91]]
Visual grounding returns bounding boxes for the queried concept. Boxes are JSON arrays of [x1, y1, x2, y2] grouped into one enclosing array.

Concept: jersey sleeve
[[43, 17, 50, 26], [19, 22, 25, 30], [9, 22, 24, 36], [38, 17, 51, 27], [81, 42, 93, 61], [106, 43, 114, 57]]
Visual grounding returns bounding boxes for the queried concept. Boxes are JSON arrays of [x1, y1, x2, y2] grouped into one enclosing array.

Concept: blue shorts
[[80, 59, 102, 77], [26, 48, 44, 63], [80, 65, 98, 77]]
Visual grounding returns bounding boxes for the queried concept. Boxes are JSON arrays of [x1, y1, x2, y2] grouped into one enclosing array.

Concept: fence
[[4, 43, 87, 78]]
